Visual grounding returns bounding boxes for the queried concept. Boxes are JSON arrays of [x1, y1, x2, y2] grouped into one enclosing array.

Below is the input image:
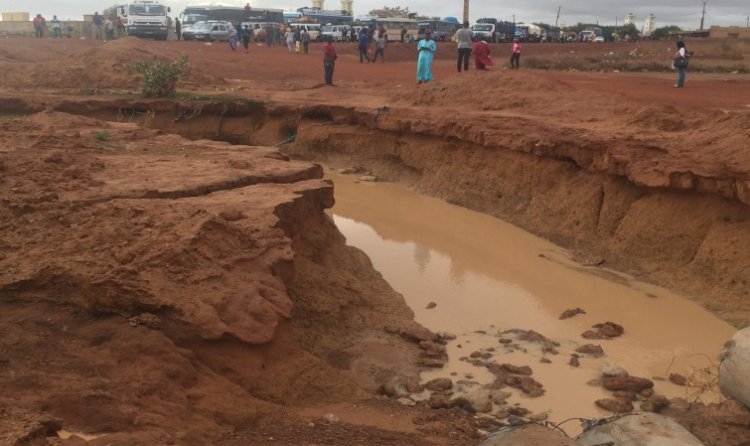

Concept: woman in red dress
[[472, 37, 493, 70]]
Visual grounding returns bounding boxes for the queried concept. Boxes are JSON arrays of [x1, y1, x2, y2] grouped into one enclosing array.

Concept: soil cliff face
[[0, 111, 430, 445], [284, 73, 750, 328]]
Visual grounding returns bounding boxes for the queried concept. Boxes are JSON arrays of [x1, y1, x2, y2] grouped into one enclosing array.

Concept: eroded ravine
[[328, 172, 736, 429]]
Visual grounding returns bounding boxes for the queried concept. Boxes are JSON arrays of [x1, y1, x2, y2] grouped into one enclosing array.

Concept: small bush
[[129, 56, 189, 98], [94, 130, 110, 141]]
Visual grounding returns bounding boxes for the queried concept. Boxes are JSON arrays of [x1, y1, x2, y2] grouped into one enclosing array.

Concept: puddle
[[328, 172, 735, 427]]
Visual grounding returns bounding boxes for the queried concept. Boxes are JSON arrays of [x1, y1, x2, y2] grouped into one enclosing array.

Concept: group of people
[[261, 24, 312, 54], [454, 21, 522, 73], [88, 12, 123, 41], [416, 21, 524, 83], [32, 14, 64, 38], [358, 27, 388, 63]]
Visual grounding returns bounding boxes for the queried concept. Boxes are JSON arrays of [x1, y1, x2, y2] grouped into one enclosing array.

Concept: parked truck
[[472, 18, 515, 42], [118, 0, 171, 40]]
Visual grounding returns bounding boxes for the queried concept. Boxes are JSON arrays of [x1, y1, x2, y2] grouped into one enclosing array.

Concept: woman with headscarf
[[228, 23, 239, 51], [472, 37, 493, 70], [416, 30, 437, 84], [285, 27, 295, 53]]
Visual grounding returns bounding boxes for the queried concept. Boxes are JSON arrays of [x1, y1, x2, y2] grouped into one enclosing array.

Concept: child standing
[[374, 34, 387, 62]]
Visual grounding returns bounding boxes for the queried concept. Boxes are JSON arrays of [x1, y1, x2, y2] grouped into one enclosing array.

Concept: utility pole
[[462, 0, 469, 24], [699, 1, 706, 30], [746, 15, 749, 27], [554, 6, 561, 37]]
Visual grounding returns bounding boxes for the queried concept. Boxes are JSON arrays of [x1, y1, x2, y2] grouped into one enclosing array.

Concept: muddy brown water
[[328, 172, 735, 429]]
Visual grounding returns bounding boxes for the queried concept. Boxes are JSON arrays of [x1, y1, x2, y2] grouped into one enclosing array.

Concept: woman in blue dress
[[416, 31, 437, 83]]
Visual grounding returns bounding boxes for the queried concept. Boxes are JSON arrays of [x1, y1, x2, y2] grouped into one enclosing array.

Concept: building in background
[[643, 13, 656, 36], [340, 0, 353, 15], [624, 13, 635, 26]]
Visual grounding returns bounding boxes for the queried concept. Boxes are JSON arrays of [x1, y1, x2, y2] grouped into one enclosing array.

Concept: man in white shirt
[[455, 21, 473, 72]]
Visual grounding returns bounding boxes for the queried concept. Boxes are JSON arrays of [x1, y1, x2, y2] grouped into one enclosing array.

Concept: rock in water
[[602, 375, 653, 393], [595, 398, 633, 413], [719, 327, 750, 408], [559, 307, 586, 319], [577, 412, 706, 446]]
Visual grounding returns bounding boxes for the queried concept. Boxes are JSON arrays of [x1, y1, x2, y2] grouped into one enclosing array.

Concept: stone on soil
[[478, 424, 580, 446], [451, 389, 493, 413], [719, 327, 750, 408], [425, 377, 453, 392], [641, 394, 670, 413], [577, 412, 707, 446]]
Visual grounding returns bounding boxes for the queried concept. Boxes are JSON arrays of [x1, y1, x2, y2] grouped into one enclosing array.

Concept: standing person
[[33, 14, 46, 38], [50, 15, 62, 38], [323, 35, 337, 86], [116, 17, 126, 37], [510, 38, 521, 69], [400, 25, 406, 43], [673, 40, 692, 88], [374, 32, 386, 62], [265, 24, 273, 47], [358, 28, 370, 63], [301, 28, 310, 54], [175, 18, 182, 41], [455, 21, 472, 72], [472, 37, 493, 70], [104, 18, 114, 40], [416, 31, 436, 84], [285, 27, 295, 53], [91, 12, 103, 40], [241, 25, 251, 52], [228, 23, 239, 51]]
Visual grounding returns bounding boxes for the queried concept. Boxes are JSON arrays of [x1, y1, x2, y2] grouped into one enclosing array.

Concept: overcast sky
[[5, 0, 750, 28]]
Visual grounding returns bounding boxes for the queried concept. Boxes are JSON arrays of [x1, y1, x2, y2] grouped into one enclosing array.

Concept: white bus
[[373, 17, 417, 42], [321, 24, 346, 41], [290, 23, 322, 41]]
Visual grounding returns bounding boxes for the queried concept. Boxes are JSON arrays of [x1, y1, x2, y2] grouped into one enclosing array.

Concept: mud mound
[[0, 111, 429, 444], [391, 70, 557, 109], [0, 37, 220, 90], [390, 70, 623, 122], [627, 104, 687, 132]]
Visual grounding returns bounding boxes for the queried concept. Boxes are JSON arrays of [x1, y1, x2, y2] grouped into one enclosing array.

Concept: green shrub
[[94, 130, 110, 141], [129, 56, 189, 98]]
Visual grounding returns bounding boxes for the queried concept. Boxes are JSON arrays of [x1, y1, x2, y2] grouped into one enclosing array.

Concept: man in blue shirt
[[91, 12, 103, 40], [358, 28, 371, 63]]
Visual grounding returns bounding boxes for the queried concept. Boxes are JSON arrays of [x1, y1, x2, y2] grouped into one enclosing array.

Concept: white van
[[290, 23, 321, 41], [321, 24, 345, 42]]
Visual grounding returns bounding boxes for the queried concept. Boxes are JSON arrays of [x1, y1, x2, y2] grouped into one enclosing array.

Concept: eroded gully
[[327, 172, 735, 428]]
